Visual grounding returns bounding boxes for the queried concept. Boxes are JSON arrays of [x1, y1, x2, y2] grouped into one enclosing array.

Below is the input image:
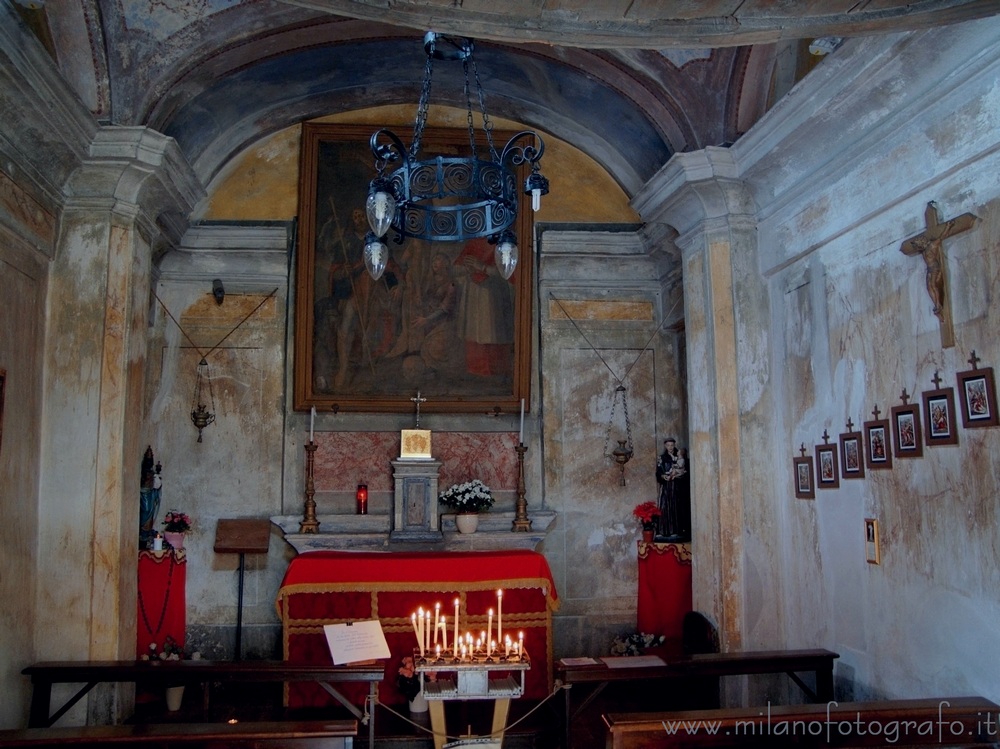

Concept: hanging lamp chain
[[603, 384, 633, 457]]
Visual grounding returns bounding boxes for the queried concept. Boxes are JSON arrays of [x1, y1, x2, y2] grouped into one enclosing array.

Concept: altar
[[275, 549, 559, 707]]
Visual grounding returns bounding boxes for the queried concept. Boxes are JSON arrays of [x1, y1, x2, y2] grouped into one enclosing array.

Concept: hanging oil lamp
[[190, 357, 216, 442], [605, 384, 633, 486]]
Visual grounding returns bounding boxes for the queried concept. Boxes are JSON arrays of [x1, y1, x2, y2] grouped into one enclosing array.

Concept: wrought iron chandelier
[[363, 32, 549, 282]]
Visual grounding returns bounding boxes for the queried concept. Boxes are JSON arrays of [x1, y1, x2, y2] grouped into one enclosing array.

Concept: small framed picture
[[815, 443, 839, 489], [890, 402, 923, 458], [864, 518, 880, 565], [793, 455, 815, 500], [956, 366, 998, 429], [839, 427, 865, 479], [863, 417, 893, 470], [922, 387, 959, 446]]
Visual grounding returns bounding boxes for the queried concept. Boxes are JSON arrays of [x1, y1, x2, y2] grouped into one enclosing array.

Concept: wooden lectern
[[214, 518, 271, 660]]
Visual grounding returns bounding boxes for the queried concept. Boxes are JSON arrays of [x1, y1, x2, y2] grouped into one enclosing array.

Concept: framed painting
[[956, 366, 998, 428], [839, 425, 865, 479], [293, 123, 533, 413], [922, 387, 959, 446], [793, 453, 815, 500], [890, 401, 923, 458], [815, 442, 839, 489], [863, 415, 893, 470], [864, 518, 880, 565]]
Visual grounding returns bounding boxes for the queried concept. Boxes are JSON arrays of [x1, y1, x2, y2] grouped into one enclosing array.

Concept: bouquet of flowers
[[609, 631, 666, 657], [396, 656, 421, 700], [632, 501, 660, 530], [140, 635, 200, 662], [438, 479, 494, 513], [162, 510, 192, 533]]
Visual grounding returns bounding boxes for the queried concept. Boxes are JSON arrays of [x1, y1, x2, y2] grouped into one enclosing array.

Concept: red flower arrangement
[[632, 501, 660, 529]]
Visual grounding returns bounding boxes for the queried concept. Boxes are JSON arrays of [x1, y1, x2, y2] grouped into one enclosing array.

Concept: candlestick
[[519, 398, 524, 444], [310, 406, 315, 442], [497, 589, 503, 646], [300, 442, 319, 533]]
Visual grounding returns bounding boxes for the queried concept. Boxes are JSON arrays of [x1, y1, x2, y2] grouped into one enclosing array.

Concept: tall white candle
[[425, 611, 432, 654], [454, 599, 460, 656], [417, 607, 424, 657], [434, 603, 440, 646], [487, 608, 493, 649], [440, 616, 447, 651], [310, 406, 316, 442], [518, 399, 524, 444], [411, 613, 420, 649], [497, 589, 503, 646]]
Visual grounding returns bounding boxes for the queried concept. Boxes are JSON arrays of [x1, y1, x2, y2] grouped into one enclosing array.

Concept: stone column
[[633, 147, 772, 653], [36, 127, 202, 722]]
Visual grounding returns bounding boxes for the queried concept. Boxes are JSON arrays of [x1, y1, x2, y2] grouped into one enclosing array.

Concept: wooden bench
[[0, 719, 357, 748], [603, 696, 1000, 747], [22, 661, 384, 747], [556, 649, 839, 748]]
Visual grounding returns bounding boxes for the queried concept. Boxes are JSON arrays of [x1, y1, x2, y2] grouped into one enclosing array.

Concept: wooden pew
[[21, 661, 384, 747], [603, 696, 1000, 748], [557, 649, 839, 748], [0, 719, 356, 748]]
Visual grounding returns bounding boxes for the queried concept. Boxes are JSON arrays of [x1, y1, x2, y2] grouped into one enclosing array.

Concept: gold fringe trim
[[637, 541, 692, 564]]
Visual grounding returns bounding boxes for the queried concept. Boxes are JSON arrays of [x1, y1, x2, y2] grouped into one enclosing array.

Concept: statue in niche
[[139, 446, 162, 549]]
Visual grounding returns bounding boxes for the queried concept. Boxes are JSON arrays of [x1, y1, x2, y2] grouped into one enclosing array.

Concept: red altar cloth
[[137, 550, 186, 657], [637, 542, 692, 649], [276, 549, 559, 706]]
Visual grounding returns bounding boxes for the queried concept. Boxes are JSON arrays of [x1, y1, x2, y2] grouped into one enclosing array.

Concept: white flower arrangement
[[438, 479, 495, 513]]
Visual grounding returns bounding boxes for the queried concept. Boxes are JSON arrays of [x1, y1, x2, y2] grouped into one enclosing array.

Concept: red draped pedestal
[[137, 550, 187, 656], [637, 541, 692, 649], [276, 550, 559, 707]]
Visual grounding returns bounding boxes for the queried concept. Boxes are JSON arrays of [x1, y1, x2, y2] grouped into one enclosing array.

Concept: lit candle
[[440, 616, 448, 652], [310, 406, 315, 442], [435, 644, 441, 660], [505, 635, 511, 657], [417, 607, 424, 657], [425, 611, 432, 654], [497, 589, 503, 646], [454, 599, 460, 656], [411, 613, 420, 649], [518, 399, 524, 444], [434, 603, 440, 645], [153, 534, 163, 552], [518, 631, 524, 660], [487, 608, 493, 647]]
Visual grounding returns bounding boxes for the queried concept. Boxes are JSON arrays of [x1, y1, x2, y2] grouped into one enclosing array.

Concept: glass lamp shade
[[494, 233, 518, 280], [366, 186, 396, 238], [364, 232, 389, 280]]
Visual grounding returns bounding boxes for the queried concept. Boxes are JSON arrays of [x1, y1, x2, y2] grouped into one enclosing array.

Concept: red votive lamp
[[356, 484, 368, 515]]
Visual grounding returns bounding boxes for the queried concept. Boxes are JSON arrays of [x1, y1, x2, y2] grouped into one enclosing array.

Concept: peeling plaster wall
[[735, 18, 1000, 701]]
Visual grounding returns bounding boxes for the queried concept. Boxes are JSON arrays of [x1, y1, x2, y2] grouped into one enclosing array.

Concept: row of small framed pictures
[[794, 354, 998, 499]]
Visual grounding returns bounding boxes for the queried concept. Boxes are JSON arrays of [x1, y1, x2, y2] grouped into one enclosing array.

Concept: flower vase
[[408, 692, 428, 713], [165, 685, 185, 712], [642, 528, 655, 543], [455, 513, 479, 534], [164, 531, 186, 550]]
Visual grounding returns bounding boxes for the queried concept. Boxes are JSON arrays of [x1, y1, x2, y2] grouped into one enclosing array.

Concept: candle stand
[[300, 442, 319, 533], [415, 654, 530, 749], [512, 443, 532, 532]]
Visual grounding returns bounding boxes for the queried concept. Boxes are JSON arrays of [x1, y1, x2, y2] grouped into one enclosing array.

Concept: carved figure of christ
[[900, 201, 976, 349]]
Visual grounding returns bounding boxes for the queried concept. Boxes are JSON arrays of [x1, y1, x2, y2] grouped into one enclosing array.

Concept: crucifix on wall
[[899, 201, 977, 349]]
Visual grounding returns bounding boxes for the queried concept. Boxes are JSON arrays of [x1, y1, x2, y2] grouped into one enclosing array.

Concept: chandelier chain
[[471, 56, 499, 161], [411, 52, 435, 161]]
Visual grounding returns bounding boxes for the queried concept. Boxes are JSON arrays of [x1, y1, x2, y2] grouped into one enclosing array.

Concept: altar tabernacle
[[275, 549, 558, 706]]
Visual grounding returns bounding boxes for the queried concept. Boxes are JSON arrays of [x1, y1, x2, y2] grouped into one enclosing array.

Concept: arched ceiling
[[28, 0, 1000, 196]]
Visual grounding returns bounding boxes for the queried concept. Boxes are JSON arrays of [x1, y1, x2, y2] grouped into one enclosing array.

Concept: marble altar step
[[271, 511, 556, 553]]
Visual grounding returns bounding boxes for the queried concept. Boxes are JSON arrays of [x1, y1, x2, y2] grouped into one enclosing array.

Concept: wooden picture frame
[[956, 366, 998, 428], [890, 402, 923, 458], [815, 442, 839, 489], [864, 518, 880, 565], [793, 454, 815, 499], [922, 387, 959, 446], [293, 123, 533, 413], [839, 427, 865, 479], [863, 415, 892, 470]]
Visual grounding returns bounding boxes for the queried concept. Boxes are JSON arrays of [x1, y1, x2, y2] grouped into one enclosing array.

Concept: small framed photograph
[[839, 427, 865, 479], [922, 387, 959, 446], [814, 443, 839, 489], [956, 366, 998, 429], [890, 402, 923, 458], [793, 455, 815, 500], [863, 417, 893, 470], [864, 518, 880, 565]]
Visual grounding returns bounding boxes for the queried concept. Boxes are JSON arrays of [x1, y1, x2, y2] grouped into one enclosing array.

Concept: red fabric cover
[[276, 550, 558, 706], [137, 550, 187, 657], [637, 542, 692, 648]]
